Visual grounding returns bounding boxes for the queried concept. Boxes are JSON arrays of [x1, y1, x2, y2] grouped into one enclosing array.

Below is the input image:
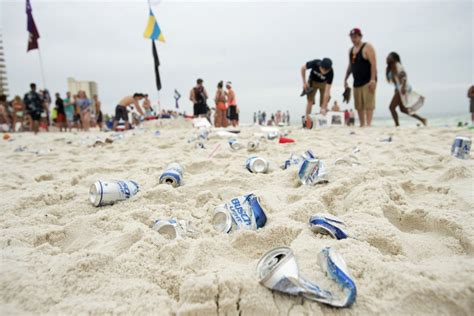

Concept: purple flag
[[26, 0, 40, 52]]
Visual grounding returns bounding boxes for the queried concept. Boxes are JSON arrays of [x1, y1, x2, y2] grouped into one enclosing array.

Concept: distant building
[[0, 32, 9, 97], [67, 77, 98, 112]]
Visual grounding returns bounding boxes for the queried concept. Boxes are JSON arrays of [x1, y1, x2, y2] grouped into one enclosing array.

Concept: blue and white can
[[89, 180, 140, 207], [212, 194, 267, 233], [256, 246, 357, 308], [246, 156, 269, 173], [298, 158, 328, 185], [229, 138, 243, 150], [309, 213, 349, 240], [451, 136, 471, 159], [281, 154, 301, 170], [159, 163, 184, 187]]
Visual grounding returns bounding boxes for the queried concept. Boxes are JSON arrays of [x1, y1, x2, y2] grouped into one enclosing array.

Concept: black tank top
[[350, 43, 372, 87]]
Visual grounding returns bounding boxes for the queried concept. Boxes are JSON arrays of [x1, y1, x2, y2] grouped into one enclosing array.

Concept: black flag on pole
[[152, 41, 161, 91]]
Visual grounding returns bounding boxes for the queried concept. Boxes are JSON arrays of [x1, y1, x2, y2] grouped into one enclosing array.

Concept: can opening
[[89, 183, 100, 206], [165, 178, 174, 185], [212, 211, 230, 232]]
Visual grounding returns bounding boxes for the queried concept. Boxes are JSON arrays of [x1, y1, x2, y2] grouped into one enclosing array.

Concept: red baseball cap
[[349, 28, 363, 36]]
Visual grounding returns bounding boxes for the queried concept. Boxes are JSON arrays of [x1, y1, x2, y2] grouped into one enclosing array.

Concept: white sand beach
[[0, 120, 473, 315]]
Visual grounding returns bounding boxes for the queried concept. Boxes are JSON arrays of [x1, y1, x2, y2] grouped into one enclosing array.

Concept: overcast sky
[[1, 0, 473, 122]]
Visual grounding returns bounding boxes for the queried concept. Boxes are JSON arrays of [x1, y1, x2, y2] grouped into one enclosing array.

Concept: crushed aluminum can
[[301, 149, 316, 160], [198, 128, 209, 141], [152, 218, 197, 240], [352, 146, 360, 154], [154, 130, 161, 137], [451, 136, 471, 159], [379, 136, 393, 142], [159, 163, 184, 187], [309, 213, 349, 240], [298, 158, 328, 185], [247, 140, 260, 152], [246, 156, 269, 173], [267, 131, 280, 140], [281, 150, 316, 170], [281, 153, 301, 170], [89, 180, 140, 207], [212, 194, 267, 233], [256, 246, 357, 308], [229, 138, 243, 150], [195, 142, 206, 149], [14, 146, 28, 152]]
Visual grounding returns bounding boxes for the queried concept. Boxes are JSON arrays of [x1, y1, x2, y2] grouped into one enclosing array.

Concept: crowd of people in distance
[[252, 110, 291, 126], [0, 84, 148, 134], [0, 83, 104, 134]]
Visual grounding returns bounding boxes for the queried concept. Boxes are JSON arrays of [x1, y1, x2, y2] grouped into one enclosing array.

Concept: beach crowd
[[2, 27, 474, 134]]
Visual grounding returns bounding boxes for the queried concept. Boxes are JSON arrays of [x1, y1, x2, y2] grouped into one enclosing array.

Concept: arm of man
[[364, 43, 377, 92], [344, 48, 353, 88], [134, 99, 145, 116], [301, 65, 308, 90], [203, 88, 209, 100], [189, 89, 195, 103]]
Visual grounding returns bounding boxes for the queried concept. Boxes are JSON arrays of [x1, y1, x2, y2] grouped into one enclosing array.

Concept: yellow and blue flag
[[143, 9, 165, 42]]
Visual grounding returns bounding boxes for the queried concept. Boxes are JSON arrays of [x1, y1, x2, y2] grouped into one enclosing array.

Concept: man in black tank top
[[344, 28, 377, 127]]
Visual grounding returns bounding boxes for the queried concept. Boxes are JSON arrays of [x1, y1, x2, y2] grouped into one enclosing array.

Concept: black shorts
[[115, 105, 128, 122], [97, 111, 103, 123], [228, 105, 238, 120], [73, 113, 81, 122], [193, 103, 207, 116], [29, 111, 42, 121]]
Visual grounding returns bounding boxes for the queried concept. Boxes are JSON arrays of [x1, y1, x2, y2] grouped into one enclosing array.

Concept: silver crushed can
[[159, 163, 184, 187], [198, 128, 209, 140], [267, 131, 279, 140], [256, 246, 357, 308], [247, 140, 260, 152], [212, 194, 267, 233], [281, 153, 301, 170], [246, 156, 269, 173], [229, 138, 243, 150], [298, 158, 328, 185], [89, 180, 140, 207], [152, 218, 197, 240], [451, 136, 471, 159], [195, 142, 206, 149]]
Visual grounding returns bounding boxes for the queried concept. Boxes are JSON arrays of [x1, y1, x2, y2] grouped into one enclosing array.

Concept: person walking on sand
[[386, 52, 427, 127], [189, 79, 208, 118], [63, 92, 74, 132], [76, 91, 92, 131], [214, 81, 228, 128], [55, 93, 67, 132], [468, 85, 474, 125], [226, 81, 239, 127], [113, 93, 145, 131], [331, 101, 340, 112], [93, 95, 103, 131], [344, 28, 377, 127], [23, 83, 43, 134], [301, 57, 334, 128], [12, 96, 25, 132]]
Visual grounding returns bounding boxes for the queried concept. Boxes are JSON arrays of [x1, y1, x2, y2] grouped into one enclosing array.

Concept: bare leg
[[389, 93, 400, 126], [357, 110, 365, 127], [399, 104, 427, 126], [366, 110, 374, 127], [125, 121, 130, 130]]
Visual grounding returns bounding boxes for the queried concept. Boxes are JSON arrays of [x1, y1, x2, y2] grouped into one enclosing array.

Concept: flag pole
[[37, 47, 46, 88]]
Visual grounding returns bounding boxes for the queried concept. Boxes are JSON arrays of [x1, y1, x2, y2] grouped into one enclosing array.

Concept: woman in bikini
[[386, 52, 427, 127]]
